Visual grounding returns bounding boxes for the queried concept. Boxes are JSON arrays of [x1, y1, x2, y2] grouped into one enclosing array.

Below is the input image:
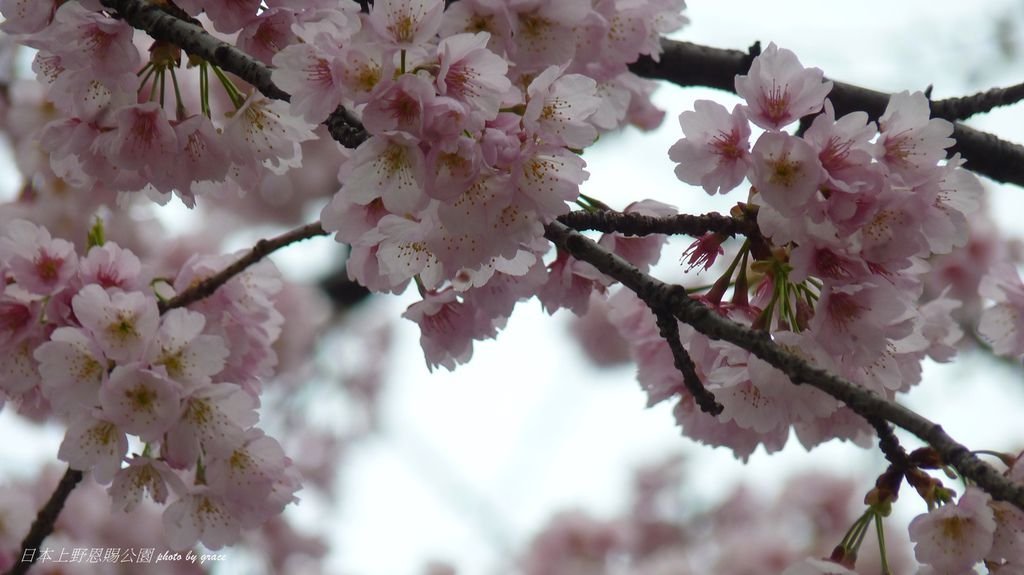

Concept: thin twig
[[653, 309, 723, 416], [160, 221, 327, 313]]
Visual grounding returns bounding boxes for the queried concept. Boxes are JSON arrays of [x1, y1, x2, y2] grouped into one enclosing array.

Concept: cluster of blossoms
[[598, 43, 983, 459], [295, 0, 684, 369], [0, 219, 298, 551], [2, 0, 319, 208], [1, 0, 687, 371]]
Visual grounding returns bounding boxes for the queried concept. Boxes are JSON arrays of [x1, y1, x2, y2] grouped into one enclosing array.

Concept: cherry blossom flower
[[523, 65, 601, 149], [435, 32, 511, 121], [58, 413, 129, 484], [0, 0, 58, 34], [162, 485, 241, 551], [369, 0, 445, 49], [272, 43, 345, 125], [164, 382, 258, 468], [108, 456, 183, 513], [205, 428, 297, 526], [735, 42, 833, 130], [979, 264, 1024, 359], [72, 285, 159, 363], [0, 219, 77, 296], [78, 242, 142, 292], [749, 131, 824, 217], [342, 134, 430, 216], [96, 103, 178, 189], [223, 95, 318, 177], [144, 309, 228, 386], [403, 289, 492, 371], [98, 365, 183, 442], [875, 91, 954, 184], [668, 100, 751, 195], [909, 487, 996, 573], [34, 327, 107, 414]]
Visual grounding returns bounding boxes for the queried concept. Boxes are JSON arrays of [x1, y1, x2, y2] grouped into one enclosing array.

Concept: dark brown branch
[[5, 469, 83, 575], [99, 0, 368, 148], [931, 81, 1024, 121], [544, 220, 1024, 511], [631, 39, 1024, 188], [557, 209, 759, 239], [159, 221, 327, 313], [653, 310, 723, 416]]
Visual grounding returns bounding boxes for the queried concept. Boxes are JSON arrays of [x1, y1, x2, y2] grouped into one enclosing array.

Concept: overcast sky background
[[4, 1, 1024, 574]]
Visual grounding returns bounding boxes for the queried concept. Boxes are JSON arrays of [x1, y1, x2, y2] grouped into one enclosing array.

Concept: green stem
[[169, 65, 186, 120], [211, 63, 245, 109], [875, 513, 891, 575]]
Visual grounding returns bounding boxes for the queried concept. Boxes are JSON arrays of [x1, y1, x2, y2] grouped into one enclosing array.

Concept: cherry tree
[[0, 0, 1023, 573]]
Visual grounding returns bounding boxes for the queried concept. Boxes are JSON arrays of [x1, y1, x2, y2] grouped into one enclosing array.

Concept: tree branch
[[5, 469, 83, 575], [653, 310, 723, 416], [931, 81, 1024, 122], [631, 39, 1024, 188], [159, 221, 327, 313], [544, 220, 1024, 511], [557, 209, 760, 239]]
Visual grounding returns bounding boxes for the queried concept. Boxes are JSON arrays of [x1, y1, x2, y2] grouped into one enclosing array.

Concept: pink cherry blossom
[[98, 365, 183, 442], [909, 487, 996, 573], [108, 456, 182, 513], [979, 264, 1024, 358], [749, 131, 824, 217], [0, 219, 78, 296], [72, 285, 159, 363], [58, 413, 129, 484], [223, 95, 318, 177], [34, 327, 107, 414], [403, 289, 491, 371], [875, 91, 954, 184], [78, 242, 142, 292], [145, 309, 228, 386], [169, 114, 232, 206], [164, 382, 258, 468], [668, 100, 751, 195], [369, 0, 445, 49], [342, 134, 430, 215], [0, 0, 57, 34], [162, 485, 241, 551], [98, 103, 177, 180], [435, 32, 511, 121], [205, 428, 297, 526], [272, 43, 345, 124], [514, 145, 589, 220], [735, 42, 833, 130], [362, 73, 436, 137], [524, 65, 601, 149]]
